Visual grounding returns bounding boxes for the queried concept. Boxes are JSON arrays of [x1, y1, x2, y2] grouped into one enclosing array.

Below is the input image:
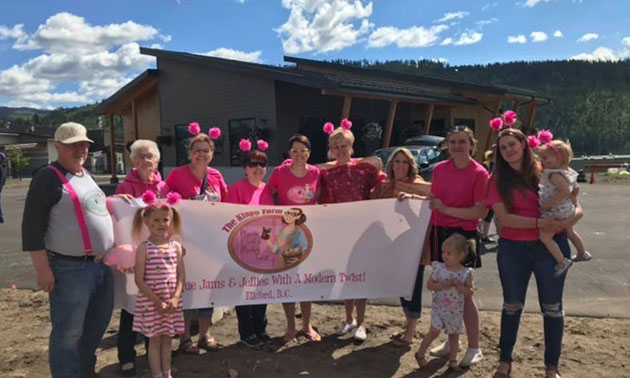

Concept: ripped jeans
[[497, 233, 569, 369]]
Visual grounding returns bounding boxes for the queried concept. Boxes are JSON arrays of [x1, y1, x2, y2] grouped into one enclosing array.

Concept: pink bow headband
[[323, 118, 352, 135], [489, 110, 518, 131], [142, 190, 182, 211], [239, 138, 269, 152], [188, 122, 221, 140]]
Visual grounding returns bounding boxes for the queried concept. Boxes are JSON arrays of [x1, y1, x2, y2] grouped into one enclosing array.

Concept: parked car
[[403, 135, 445, 147], [372, 145, 445, 181]]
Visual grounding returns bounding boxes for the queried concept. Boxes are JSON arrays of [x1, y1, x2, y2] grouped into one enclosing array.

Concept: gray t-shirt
[[22, 162, 114, 256]]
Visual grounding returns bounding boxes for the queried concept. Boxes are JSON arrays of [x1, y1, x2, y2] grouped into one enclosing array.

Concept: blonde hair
[[327, 128, 354, 159], [129, 139, 160, 161], [385, 148, 419, 181], [442, 233, 476, 258], [189, 133, 215, 151], [132, 205, 183, 240], [538, 140, 573, 168]]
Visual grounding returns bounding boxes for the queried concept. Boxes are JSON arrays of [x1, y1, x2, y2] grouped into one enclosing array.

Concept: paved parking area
[[1, 180, 628, 317]]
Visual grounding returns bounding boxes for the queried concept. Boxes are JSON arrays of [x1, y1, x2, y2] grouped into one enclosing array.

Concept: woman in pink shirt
[[488, 128, 582, 378], [268, 134, 321, 342], [428, 126, 489, 367], [318, 125, 383, 342], [226, 149, 274, 348], [165, 132, 227, 354]]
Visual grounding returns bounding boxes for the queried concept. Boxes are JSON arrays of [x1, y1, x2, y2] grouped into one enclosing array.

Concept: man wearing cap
[[0, 151, 6, 223], [22, 122, 114, 378]]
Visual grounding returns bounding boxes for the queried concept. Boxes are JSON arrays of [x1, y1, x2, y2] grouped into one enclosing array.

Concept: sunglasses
[[247, 161, 267, 168]]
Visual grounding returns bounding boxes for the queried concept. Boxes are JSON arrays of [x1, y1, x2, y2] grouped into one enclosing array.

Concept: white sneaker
[[429, 339, 462, 357], [335, 319, 357, 335], [353, 326, 367, 341], [459, 348, 484, 367]]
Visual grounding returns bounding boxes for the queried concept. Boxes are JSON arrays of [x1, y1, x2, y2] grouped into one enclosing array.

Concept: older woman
[[488, 128, 582, 378], [115, 139, 168, 376], [166, 132, 227, 354], [226, 149, 274, 348], [318, 126, 383, 341], [268, 134, 321, 342], [370, 148, 431, 346], [427, 126, 488, 367]]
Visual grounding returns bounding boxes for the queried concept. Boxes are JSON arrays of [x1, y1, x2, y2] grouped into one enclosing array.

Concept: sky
[[1, 0, 629, 110]]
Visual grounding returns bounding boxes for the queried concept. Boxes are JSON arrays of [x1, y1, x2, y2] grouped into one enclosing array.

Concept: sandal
[[392, 337, 413, 346], [493, 362, 511, 378], [573, 251, 592, 262], [178, 338, 199, 355], [302, 329, 322, 342], [198, 336, 219, 351], [414, 352, 428, 369], [448, 360, 459, 370], [546, 368, 562, 378], [283, 330, 297, 342]]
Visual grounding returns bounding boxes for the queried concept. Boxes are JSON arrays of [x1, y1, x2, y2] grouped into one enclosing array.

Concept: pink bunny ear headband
[[188, 122, 222, 140], [239, 138, 269, 152], [322, 118, 352, 135], [141, 190, 182, 212]]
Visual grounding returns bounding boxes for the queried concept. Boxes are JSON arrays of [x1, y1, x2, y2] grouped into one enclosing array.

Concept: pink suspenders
[[48, 165, 93, 255]]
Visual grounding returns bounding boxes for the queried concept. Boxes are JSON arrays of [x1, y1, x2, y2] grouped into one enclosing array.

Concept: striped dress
[[133, 240, 185, 337]]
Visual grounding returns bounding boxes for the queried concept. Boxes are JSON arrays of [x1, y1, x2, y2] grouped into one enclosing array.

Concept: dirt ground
[[1, 289, 628, 378]]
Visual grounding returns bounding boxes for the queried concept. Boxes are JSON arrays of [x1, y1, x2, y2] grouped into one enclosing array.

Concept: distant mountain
[[0, 106, 50, 120]]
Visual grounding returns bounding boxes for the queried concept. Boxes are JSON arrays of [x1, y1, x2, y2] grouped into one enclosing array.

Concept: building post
[[382, 100, 398, 148], [342, 96, 352, 120], [423, 103, 435, 135], [109, 114, 118, 184]]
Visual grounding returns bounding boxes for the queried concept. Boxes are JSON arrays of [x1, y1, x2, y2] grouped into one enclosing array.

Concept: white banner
[[109, 198, 431, 312]]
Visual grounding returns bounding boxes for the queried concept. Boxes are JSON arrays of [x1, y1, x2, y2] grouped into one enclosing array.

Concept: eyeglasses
[[136, 153, 156, 161], [247, 162, 267, 168], [289, 148, 310, 154]]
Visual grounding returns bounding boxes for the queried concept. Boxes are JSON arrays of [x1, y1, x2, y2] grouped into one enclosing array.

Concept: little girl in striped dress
[[133, 191, 185, 378]]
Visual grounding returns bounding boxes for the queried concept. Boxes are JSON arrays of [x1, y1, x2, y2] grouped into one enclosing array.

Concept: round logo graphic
[[227, 208, 313, 273], [286, 185, 315, 204], [83, 190, 109, 216]]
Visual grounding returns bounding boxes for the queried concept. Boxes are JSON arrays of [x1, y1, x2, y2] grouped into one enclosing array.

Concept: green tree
[[7, 147, 30, 180]]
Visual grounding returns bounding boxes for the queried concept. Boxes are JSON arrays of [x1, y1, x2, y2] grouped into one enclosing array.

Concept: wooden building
[[97, 48, 550, 182]]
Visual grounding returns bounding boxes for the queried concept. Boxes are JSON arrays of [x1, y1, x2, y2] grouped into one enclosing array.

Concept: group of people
[[22, 118, 588, 378]]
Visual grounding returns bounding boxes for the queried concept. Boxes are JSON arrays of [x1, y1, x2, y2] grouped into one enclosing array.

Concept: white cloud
[[476, 18, 498, 27], [621, 37, 630, 46], [0, 24, 26, 40], [508, 35, 527, 44], [13, 12, 157, 53], [441, 37, 453, 46], [276, 0, 373, 54], [482, 2, 498, 11], [578, 33, 599, 42], [523, 0, 554, 7], [368, 25, 448, 48], [159, 34, 172, 43], [454, 31, 483, 46], [200, 48, 263, 63], [570, 47, 619, 62], [432, 57, 448, 64], [0, 13, 161, 108], [530, 31, 548, 42], [553, 30, 564, 37], [436, 11, 469, 23]]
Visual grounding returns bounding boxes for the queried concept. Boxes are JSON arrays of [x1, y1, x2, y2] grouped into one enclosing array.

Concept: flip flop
[[178, 338, 199, 355], [198, 336, 219, 351], [303, 329, 322, 342], [283, 330, 297, 342]]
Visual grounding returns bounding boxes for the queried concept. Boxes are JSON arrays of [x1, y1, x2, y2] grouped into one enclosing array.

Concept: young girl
[[133, 191, 185, 378], [538, 140, 590, 277], [415, 233, 474, 371]]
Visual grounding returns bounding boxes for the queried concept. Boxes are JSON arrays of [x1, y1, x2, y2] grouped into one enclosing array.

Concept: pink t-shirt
[[165, 166, 227, 201], [268, 163, 320, 205], [486, 176, 541, 241], [225, 178, 274, 205], [430, 158, 489, 231]]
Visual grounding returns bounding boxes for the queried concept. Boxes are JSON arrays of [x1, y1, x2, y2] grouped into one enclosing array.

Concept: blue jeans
[[400, 264, 425, 319], [497, 233, 569, 369], [48, 258, 114, 378]]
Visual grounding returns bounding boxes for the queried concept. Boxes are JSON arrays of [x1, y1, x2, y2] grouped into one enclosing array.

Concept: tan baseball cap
[[54, 122, 94, 144]]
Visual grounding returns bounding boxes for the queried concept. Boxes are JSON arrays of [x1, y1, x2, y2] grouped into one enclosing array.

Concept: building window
[[229, 118, 268, 166]]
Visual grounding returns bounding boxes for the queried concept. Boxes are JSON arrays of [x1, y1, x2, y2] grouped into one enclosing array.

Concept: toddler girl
[[538, 140, 590, 277], [133, 191, 185, 378], [415, 233, 474, 371]]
